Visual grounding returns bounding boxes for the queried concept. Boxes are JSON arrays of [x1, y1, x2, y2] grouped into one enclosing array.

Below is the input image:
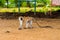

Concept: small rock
[[6, 31, 10, 33]]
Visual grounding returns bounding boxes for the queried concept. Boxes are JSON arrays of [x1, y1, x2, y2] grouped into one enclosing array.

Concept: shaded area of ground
[[0, 10, 60, 19]]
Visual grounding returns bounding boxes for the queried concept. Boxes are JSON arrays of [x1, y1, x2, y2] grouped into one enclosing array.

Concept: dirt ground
[[0, 17, 60, 40]]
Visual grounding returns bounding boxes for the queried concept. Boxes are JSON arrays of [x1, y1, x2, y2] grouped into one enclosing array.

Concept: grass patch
[[0, 7, 60, 13]]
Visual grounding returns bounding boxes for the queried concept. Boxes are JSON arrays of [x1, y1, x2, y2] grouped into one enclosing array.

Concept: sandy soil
[[0, 17, 60, 40]]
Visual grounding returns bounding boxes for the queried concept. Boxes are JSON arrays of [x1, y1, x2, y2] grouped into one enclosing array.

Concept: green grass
[[0, 7, 60, 13]]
